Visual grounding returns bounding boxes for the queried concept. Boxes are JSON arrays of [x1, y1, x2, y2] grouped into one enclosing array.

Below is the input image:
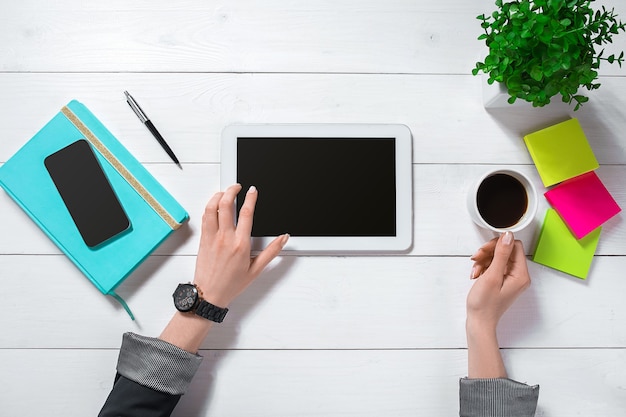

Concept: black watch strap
[[195, 300, 229, 323]]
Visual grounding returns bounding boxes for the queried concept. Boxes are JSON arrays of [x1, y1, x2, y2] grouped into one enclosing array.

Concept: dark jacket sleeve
[[98, 332, 203, 417], [459, 377, 539, 417], [98, 373, 181, 417]]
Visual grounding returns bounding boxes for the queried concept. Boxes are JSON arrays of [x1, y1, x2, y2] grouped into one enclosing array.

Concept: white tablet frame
[[221, 124, 413, 253]]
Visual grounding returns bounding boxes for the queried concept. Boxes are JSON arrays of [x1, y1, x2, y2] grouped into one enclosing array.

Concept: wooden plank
[[1, 73, 626, 165], [1, 254, 625, 349], [1, 163, 624, 256], [1, 348, 624, 416], [3, 0, 625, 75]]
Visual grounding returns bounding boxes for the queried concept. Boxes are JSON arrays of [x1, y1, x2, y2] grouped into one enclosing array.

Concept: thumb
[[249, 234, 289, 277], [487, 231, 515, 280]]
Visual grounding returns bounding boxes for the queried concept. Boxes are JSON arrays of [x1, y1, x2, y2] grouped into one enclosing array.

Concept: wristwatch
[[172, 283, 229, 323]]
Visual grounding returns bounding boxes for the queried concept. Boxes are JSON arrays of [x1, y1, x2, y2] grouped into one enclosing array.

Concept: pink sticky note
[[545, 171, 621, 239]]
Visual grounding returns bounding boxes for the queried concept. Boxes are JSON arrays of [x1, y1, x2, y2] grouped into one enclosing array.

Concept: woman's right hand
[[467, 231, 531, 332], [465, 231, 531, 378]]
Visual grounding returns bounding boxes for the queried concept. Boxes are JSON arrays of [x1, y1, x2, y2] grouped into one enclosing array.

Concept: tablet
[[221, 124, 413, 253]]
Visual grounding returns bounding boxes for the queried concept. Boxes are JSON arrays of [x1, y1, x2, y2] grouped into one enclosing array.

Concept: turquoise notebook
[[0, 100, 188, 318]]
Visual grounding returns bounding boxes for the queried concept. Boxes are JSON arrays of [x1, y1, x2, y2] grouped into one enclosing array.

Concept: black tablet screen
[[236, 137, 396, 237]]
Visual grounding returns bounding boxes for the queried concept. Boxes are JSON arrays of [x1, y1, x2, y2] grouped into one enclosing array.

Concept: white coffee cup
[[467, 169, 538, 233]]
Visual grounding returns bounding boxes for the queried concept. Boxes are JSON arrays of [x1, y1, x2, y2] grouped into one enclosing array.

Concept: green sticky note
[[524, 118, 599, 187], [533, 209, 601, 279]]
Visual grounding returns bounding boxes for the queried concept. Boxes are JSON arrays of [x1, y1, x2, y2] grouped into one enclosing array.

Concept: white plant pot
[[482, 75, 526, 108], [481, 74, 570, 110]]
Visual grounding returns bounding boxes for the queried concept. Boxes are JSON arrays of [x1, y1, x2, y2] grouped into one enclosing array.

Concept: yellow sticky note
[[524, 119, 599, 187], [532, 209, 601, 279]]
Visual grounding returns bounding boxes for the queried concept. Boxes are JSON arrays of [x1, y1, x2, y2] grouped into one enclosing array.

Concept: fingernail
[[281, 233, 290, 246], [247, 185, 257, 194], [503, 231, 513, 245], [470, 266, 478, 279]]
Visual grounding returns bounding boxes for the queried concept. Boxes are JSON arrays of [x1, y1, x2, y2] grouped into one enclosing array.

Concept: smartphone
[[44, 139, 131, 248]]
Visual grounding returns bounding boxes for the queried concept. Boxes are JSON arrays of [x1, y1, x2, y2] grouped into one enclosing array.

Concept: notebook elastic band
[[61, 106, 181, 230]]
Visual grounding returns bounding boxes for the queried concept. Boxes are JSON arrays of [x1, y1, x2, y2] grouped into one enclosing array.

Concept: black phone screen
[[44, 139, 130, 247]]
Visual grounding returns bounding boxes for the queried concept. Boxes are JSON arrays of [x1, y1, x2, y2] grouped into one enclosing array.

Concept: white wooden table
[[2, 1, 626, 415]]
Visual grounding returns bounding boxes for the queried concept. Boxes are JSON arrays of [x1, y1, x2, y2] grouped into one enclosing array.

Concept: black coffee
[[476, 173, 528, 228]]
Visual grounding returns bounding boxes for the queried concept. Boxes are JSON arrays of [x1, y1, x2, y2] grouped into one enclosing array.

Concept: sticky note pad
[[533, 209, 601, 279], [545, 172, 621, 239], [524, 119, 599, 187]]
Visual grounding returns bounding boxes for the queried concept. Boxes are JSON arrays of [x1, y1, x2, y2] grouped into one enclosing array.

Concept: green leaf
[[560, 18, 572, 26], [536, 14, 550, 24], [506, 76, 522, 90], [485, 54, 500, 66], [548, 0, 563, 12], [545, 81, 560, 96], [530, 66, 543, 81], [561, 56, 572, 69]]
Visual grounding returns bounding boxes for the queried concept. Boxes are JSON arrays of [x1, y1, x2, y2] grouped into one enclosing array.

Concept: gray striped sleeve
[[459, 377, 539, 417], [116, 332, 203, 395]]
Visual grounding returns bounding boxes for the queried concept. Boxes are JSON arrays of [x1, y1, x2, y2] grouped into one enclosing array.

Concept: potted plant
[[473, 0, 626, 110]]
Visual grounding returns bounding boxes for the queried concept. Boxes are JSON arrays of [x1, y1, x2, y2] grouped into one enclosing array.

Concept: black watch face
[[173, 284, 198, 312]]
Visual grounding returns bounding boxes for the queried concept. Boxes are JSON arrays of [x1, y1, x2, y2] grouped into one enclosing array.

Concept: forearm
[[463, 320, 539, 416], [159, 311, 214, 354], [466, 318, 506, 378]]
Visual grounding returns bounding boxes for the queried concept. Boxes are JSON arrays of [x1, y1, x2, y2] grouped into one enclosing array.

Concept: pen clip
[[124, 91, 148, 123]]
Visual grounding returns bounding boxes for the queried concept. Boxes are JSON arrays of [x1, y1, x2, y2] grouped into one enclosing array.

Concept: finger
[[500, 243, 531, 301], [470, 262, 486, 279], [236, 185, 258, 238], [218, 183, 243, 229], [249, 234, 290, 277], [202, 191, 224, 235], [470, 264, 480, 279], [510, 241, 529, 270], [469, 237, 499, 278], [505, 241, 531, 289], [470, 237, 498, 261], [485, 231, 515, 282], [470, 251, 493, 272]]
